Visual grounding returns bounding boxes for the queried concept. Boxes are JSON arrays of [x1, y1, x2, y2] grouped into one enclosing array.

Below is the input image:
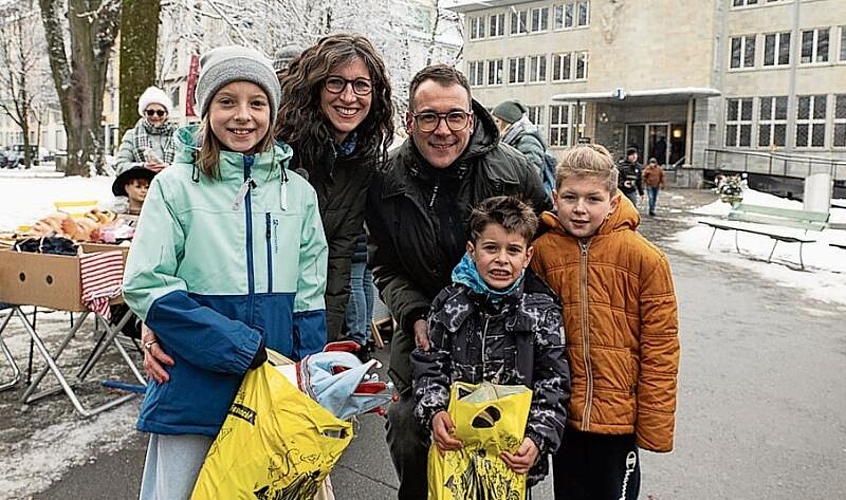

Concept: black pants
[[552, 428, 641, 500], [385, 390, 430, 500]]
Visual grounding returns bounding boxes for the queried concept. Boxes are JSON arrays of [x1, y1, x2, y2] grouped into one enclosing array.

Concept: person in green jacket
[[123, 45, 328, 500]]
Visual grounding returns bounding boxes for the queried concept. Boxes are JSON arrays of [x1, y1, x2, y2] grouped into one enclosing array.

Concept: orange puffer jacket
[[531, 197, 680, 452]]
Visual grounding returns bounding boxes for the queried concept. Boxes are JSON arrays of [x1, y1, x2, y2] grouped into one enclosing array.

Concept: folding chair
[[53, 199, 99, 218], [0, 305, 22, 392]]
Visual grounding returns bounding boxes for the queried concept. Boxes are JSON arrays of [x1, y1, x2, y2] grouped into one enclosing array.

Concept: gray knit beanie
[[194, 45, 281, 124], [492, 100, 527, 124]]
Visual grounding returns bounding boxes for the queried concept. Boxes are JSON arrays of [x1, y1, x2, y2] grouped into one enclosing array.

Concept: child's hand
[[500, 437, 539, 475], [431, 411, 462, 454]]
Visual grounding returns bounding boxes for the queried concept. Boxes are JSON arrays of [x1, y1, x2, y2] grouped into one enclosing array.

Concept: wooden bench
[[698, 203, 829, 269]]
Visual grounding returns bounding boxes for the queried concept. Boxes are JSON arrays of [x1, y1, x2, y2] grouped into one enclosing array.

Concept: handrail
[[704, 148, 846, 181]]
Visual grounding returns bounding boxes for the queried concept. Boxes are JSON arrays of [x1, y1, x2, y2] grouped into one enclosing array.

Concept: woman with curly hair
[[277, 33, 394, 345]]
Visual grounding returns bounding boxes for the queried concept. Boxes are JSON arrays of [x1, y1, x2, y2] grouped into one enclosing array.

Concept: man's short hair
[[408, 64, 471, 111], [468, 196, 538, 245], [556, 144, 619, 194], [626, 147, 638, 156]]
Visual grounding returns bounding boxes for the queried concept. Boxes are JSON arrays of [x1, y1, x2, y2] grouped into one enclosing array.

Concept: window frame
[[467, 61, 485, 87], [487, 59, 504, 86], [508, 56, 527, 84], [795, 94, 827, 148], [725, 97, 754, 147], [833, 94, 846, 148], [529, 6, 549, 33], [763, 31, 791, 67], [800, 28, 830, 64], [510, 8, 528, 35], [469, 16, 485, 40], [757, 96, 788, 148], [551, 52, 572, 81], [528, 55, 547, 83], [730, 34, 756, 69], [488, 12, 506, 38]]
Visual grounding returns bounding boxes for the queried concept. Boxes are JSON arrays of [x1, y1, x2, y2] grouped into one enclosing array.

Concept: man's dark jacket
[[366, 99, 551, 392]]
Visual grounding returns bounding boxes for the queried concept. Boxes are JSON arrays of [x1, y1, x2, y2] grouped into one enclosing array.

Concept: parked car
[[4, 145, 53, 166]]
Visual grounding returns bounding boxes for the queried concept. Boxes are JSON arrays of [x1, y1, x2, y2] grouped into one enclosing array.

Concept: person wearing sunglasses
[[366, 64, 551, 500], [114, 86, 177, 175]]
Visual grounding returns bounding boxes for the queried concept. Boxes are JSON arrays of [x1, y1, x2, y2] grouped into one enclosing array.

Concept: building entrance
[[625, 123, 686, 166]]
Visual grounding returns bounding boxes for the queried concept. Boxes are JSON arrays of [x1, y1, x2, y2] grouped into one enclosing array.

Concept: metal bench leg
[[767, 240, 778, 263], [707, 227, 718, 250], [798, 243, 805, 270], [734, 230, 741, 254]]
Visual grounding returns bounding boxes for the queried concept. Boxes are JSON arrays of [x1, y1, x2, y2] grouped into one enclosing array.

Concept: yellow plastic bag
[[428, 381, 533, 500], [191, 357, 353, 500]]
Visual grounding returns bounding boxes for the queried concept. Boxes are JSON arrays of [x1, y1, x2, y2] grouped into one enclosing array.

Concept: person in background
[[367, 64, 550, 500], [617, 147, 644, 209], [273, 44, 304, 78], [277, 33, 394, 343], [123, 45, 327, 500], [531, 144, 680, 500], [344, 233, 374, 361], [412, 195, 569, 491], [491, 99, 550, 188], [110, 166, 157, 224], [641, 157, 665, 216], [115, 86, 177, 175]]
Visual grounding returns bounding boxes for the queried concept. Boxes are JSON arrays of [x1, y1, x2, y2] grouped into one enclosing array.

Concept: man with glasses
[[115, 86, 178, 175], [367, 64, 550, 499]]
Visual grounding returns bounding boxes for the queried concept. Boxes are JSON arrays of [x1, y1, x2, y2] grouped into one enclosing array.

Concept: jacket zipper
[[265, 212, 273, 293], [579, 239, 593, 430], [480, 313, 491, 381], [242, 156, 256, 324]]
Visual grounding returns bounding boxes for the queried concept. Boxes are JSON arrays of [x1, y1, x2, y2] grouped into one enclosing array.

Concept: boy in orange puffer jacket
[[531, 144, 680, 500]]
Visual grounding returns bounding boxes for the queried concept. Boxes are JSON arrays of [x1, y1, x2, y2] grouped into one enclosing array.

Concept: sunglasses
[[145, 109, 167, 117]]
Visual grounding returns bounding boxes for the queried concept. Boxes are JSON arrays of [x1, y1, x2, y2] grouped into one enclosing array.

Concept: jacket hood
[[503, 116, 546, 147], [540, 190, 641, 238]]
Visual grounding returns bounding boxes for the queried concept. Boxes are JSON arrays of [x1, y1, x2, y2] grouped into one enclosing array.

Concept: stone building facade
[[450, 0, 846, 186]]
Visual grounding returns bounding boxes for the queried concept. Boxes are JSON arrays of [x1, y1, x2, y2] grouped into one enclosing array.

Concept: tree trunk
[[119, 0, 161, 139], [39, 0, 120, 177]]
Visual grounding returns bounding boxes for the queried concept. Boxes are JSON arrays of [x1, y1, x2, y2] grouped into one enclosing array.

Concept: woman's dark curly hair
[[276, 34, 394, 168]]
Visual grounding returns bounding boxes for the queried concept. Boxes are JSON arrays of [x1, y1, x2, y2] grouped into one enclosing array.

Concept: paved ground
[[2, 188, 844, 499]]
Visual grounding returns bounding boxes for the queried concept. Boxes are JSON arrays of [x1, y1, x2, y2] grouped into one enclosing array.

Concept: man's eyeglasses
[[145, 109, 167, 117], [324, 77, 373, 96], [411, 111, 473, 133]]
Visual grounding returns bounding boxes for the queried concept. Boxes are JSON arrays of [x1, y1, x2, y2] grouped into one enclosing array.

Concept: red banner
[[185, 54, 200, 117]]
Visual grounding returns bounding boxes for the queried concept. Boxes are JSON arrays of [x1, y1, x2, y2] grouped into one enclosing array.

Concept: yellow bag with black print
[[191, 355, 352, 500], [427, 381, 533, 500]]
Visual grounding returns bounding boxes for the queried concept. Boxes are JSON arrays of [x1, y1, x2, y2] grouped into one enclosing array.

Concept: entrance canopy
[[552, 87, 721, 106]]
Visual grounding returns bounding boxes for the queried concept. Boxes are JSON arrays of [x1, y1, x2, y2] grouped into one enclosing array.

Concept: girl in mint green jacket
[[122, 46, 328, 500]]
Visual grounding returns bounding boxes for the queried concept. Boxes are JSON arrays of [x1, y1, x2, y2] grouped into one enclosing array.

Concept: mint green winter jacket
[[123, 126, 328, 436]]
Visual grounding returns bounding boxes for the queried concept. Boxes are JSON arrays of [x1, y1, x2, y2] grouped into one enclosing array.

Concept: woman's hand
[[431, 411, 463, 454], [500, 437, 539, 475], [141, 324, 174, 383]]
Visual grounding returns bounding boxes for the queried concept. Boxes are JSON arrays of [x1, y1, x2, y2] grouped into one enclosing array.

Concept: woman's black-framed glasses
[[324, 77, 373, 96], [411, 111, 473, 133], [145, 109, 167, 117]]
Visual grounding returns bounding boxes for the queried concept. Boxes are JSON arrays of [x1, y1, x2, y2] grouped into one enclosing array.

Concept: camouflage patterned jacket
[[411, 269, 570, 483]]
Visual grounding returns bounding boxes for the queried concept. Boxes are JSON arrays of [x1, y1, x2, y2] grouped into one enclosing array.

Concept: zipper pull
[[232, 177, 254, 211]]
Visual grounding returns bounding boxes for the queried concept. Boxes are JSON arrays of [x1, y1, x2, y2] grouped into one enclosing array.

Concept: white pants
[[139, 433, 214, 500]]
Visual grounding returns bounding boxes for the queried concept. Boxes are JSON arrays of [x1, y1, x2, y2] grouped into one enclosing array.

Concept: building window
[[553, 1, 589, 30], [487, 59, 504, 86], [758, 96, 787, 147], [511, 8, 528, 35], [508, 57, 526, 84], [552, 52, 572, 81], [469, 16, 485, 40], [549, 105, 571, 147], [800, 28, 829, 64], [763, 32, 791, 66], [527, 105, 544, 134], [840, 26, 846, 61], [730, 35, 756, 69], [488, 13, 505, 37], [528, 55, 547, 82], [529, 7, 549, 33], [732, 0, 759, 6], [725, 98, 753, 147], [796, 95, 827, 148], [575, 51, 589, 79], [468, 61, 485, 87], [834, 94, 846, 147]]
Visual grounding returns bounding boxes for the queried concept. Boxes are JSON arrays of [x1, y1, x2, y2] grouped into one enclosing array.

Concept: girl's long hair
[[276, 34, 394, 168], [196, 110, 275, 180]]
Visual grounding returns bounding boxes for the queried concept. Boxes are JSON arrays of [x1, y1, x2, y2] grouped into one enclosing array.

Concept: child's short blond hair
[[555, 144, 619, 194]]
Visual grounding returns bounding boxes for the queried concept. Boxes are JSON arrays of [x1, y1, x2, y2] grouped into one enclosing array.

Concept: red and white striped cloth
[[79, 251, 125, 319]]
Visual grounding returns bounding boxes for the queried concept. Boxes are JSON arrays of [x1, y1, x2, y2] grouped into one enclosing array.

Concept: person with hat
[[111, 165, 157, 224], [492, 99, 556, 195], [122, 45, 328, 500], [617, 147, 645, 209], [114, 86, 178, 175]]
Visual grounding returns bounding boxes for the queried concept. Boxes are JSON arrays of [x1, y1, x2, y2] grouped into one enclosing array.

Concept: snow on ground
[[670, 188, 846, 306]]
